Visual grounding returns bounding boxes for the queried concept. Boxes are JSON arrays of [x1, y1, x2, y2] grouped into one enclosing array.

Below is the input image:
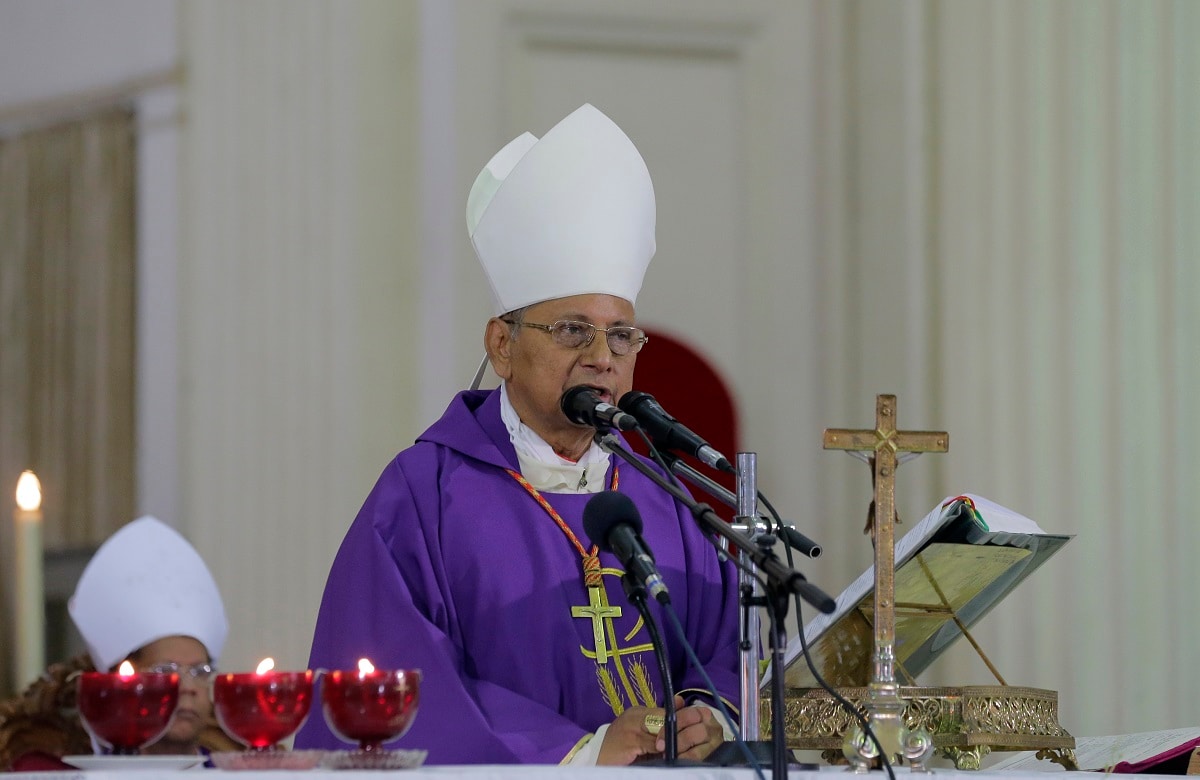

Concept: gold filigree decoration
[[769, 685, 1075, 771]]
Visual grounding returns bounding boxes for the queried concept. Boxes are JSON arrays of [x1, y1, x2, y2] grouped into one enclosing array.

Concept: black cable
[[615, 425, 893, 773], [757, 564, 793, 777], [604, 431, 837, 778], [662, 603, 767, 780], [632, 430, 768, 778], [623, 578, 679, 763], [633, 431, 763, 583], [760, 496, 896, 780], [756, 490, 821, 559]]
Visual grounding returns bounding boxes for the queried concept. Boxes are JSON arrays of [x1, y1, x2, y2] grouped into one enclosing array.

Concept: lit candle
[[14, 470, 44, 687], [321, 658, 422, 753], [78, 660, 180, 754], [212, 657, 314, 750]]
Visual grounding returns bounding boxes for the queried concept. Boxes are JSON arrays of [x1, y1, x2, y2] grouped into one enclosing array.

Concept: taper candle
[[14, 470, 44, 688]]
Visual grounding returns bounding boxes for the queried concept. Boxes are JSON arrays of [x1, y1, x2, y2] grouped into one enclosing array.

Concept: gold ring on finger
[[644, 713, 664, 736]]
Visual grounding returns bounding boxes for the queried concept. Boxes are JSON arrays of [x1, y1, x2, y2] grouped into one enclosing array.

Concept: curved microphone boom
[[618, 391, 734, 473], [561, 386, 640, 431], [582, 491, 670, 605]]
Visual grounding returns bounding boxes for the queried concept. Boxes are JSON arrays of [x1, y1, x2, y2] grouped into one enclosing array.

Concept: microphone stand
[[659, 452, 824, 771], [595, 434, 834, 614], [595, 433, 836, 780], [733, 454, 780, 770], [661, 453, 823, 559], [619, 576, 680, 764]]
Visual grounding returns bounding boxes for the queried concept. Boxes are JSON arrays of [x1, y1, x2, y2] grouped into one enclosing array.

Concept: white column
[[178, 0, 421, 672]]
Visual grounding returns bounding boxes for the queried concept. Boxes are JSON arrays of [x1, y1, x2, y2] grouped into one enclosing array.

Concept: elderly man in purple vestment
[[295, 104, 741, 765]]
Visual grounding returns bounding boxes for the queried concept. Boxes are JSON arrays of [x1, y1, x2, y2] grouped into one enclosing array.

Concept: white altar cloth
[[1, 767, 1181, 779]]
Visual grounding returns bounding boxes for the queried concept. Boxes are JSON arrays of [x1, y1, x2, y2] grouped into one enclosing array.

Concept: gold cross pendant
[[571, 586, 622, 664]]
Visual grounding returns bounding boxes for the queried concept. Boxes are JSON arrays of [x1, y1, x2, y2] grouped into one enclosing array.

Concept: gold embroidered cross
[[571, 586, 622, 664]]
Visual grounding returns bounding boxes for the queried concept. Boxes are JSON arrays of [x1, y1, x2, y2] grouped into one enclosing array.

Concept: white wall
[[0, 0, 175, 113]]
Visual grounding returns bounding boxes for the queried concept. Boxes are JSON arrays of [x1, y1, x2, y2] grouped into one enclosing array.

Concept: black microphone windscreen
[[582, 490, 643, 552], [617, 390, 655, 415], [560, 386, 595, 422]]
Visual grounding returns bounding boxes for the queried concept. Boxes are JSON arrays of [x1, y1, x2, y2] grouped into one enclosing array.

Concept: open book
[[986, 727, 1200, 773], [767, 493, 1072, 688]]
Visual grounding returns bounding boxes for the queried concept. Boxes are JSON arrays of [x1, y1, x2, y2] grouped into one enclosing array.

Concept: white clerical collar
[[499, 383, 610, 494]]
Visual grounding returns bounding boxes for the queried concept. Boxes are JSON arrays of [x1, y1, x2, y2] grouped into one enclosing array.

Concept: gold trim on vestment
[[560, 733, 594, 764]]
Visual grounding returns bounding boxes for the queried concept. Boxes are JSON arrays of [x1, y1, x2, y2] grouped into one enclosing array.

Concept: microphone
[[561, 386, 639, 431], [779, 526, 822, 559], [583, 491, 670, 605], [618, 391, 734, 473]]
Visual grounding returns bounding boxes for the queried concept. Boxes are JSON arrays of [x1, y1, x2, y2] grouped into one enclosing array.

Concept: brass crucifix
[[824, 394, 948, 769]]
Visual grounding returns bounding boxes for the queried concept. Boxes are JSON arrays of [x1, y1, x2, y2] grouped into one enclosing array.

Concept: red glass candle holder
[[321, 669, 420, 752], [212, 670, 314, 749], [77, 671, 180, 755]]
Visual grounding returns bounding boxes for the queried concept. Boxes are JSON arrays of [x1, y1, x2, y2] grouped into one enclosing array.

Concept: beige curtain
[[0, 109, 137, 692]]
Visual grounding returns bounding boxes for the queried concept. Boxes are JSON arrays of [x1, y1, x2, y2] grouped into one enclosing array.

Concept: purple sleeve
[[293, 454, 592, 764], [662, 487, 744, 720]]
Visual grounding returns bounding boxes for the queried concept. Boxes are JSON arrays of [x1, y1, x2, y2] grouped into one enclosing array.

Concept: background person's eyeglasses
[[504, 319, 648, 356], [142, 661, 216, 680]]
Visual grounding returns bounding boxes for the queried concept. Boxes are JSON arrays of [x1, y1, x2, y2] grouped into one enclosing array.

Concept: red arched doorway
[[628, 329, 739, 494]]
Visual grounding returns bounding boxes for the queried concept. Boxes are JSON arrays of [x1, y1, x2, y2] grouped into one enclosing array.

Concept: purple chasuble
[[294, 389, 741, 764]]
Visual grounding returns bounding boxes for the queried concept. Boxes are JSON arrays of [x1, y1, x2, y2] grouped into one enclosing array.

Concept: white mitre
[[68, 516, 229, 671], [466, 103, 656, 315]]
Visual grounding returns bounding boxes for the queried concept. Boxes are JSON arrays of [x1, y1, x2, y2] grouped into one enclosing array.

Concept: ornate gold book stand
[[763, 395, 1076, 771]]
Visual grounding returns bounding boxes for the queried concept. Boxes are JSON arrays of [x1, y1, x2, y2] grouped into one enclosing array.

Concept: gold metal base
[[764, 685, 1077, 771]]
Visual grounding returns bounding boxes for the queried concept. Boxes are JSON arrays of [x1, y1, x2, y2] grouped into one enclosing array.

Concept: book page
[[963, 494, 1048, 545], [798, 493, 1042, 646], [766, 492, 1067, 686], [794, 496, 952, 648], [985, 728, 1200, 772]]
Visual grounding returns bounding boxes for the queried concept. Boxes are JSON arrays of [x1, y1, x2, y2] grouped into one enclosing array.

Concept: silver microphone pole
[[734, 452, 763, 744]]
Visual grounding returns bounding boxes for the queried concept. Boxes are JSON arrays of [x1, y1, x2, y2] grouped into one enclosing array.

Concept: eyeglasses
[[504, 319, 648, 356], [142, 661, 216, 680]]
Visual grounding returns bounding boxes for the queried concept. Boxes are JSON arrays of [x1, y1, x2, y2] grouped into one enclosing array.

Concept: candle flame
[[15, 471, 41, 511], [256, 657, 275, 675], [118, 660, 135, 678], [357, 658, 375, 675]]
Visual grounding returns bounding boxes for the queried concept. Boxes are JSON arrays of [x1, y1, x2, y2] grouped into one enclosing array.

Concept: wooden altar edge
[[762, 685, 1076, 768]]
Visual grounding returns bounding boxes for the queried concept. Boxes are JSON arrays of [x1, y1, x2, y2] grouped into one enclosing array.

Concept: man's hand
[[659, 695, 725, 762], [596, 706, 662, 765], [597, 696, 727, 765]]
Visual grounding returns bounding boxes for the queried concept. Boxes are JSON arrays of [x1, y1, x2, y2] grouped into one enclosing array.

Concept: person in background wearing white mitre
[[68, 516, 231, 758]]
